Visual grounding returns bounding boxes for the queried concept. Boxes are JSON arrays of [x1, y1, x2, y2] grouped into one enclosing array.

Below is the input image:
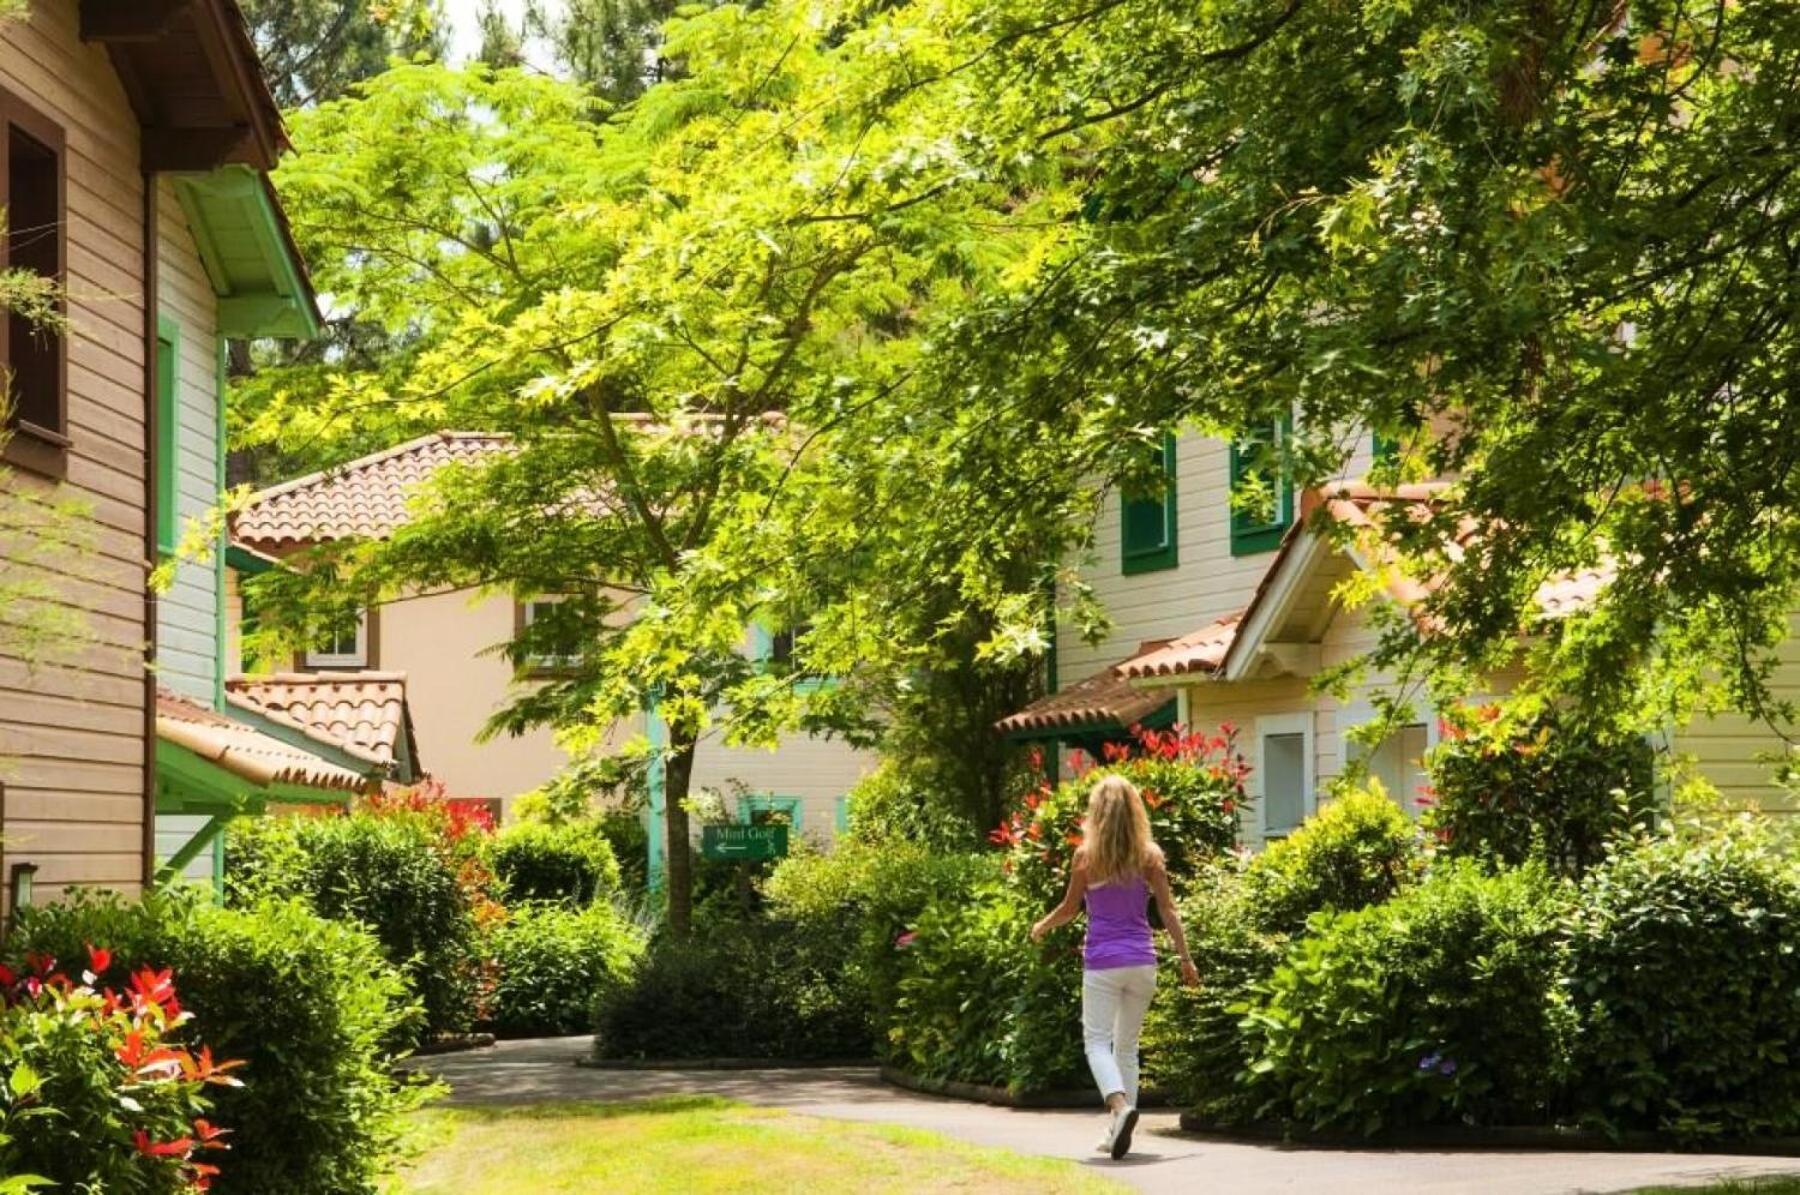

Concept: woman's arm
[[1030, 853, 1089, 942], [1148, 858, 1201, 987]]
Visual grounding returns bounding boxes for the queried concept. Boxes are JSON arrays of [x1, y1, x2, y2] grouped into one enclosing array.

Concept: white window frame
[[522, 597, 581, 670], [305, 609, 367, 669], [1254, 711, 1315, 843], [1340, 698, 1440, 816]]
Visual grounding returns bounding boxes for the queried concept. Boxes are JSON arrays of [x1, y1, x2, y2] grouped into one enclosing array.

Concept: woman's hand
[[1029, 918, 1051, 943], [1179, 958, 1201, 989]]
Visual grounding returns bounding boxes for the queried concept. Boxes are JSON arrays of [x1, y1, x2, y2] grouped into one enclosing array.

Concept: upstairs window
[[0, 89, 67, 475], [518, 597, 582, 673], [1120, 432, 1178, 575], [305, 610, 369, 669], [1229, 418, 1293, 556]]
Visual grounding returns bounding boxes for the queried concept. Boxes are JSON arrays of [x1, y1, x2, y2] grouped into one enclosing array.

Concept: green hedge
[[227, 810, 483, 1040], [11, 890, 427, 1195], [484, 902, 643, 1037], [592, 916, 870, 1061], [488, 821, 621, 906], [1564, 830, 1800, 1138], [1241, 860, 1573, 1133]]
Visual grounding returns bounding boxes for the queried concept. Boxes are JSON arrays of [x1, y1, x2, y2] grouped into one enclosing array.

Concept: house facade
[[1003, 426, 1800, 844], [0, 0, 375, 908], [228, 431, 874, 836]]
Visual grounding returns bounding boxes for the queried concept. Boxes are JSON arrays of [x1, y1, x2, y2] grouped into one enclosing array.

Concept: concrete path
[[415, 1037, 1800, 1195]]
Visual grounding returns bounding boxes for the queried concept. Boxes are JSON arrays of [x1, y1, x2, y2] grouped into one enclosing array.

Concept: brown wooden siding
[[0, 0, 150, 903]]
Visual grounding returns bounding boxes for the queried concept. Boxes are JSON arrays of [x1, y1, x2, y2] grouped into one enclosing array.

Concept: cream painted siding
[[1058, 436, 1271, 686], [1182, 676, 1314, 847], [1675, 612, 1800, 816], [0, 1, 150, 899], [1058, 432, 1378, 686], [377, 587, 570, 801], [691, 729, 874, 845], [154, 177, 222, 703]]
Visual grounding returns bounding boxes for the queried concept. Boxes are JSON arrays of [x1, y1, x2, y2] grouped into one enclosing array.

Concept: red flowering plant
[[995, 724, 1249, 906], [0, 947, 241, 1193]]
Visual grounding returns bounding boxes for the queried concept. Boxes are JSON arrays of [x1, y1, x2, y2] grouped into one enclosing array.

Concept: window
[[519, 598, 582, 672], [1, 88, 67, 475], [1256, 713, 1314, 839], [767, 627, 795, 667], [305, 610, 368, 669], [155, 318, 179, 556], [740, 794, 803, 831], [1120, 432, 1178, 574], [1346, 713, 1435, 816], [1229, 419, 1293, 556], [835, 794, 851, 835]]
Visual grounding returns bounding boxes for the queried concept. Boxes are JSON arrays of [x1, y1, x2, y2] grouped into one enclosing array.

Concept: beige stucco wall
[[0, 1, 151, 900], [376, 587, 571, 802]]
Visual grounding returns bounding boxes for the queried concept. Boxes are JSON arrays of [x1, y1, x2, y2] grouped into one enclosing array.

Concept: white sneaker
[[1105, 1105, 1140, 1159]]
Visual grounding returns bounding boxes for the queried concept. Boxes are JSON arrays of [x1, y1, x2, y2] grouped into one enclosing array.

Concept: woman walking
[[1030, 774, 1201, 1159]]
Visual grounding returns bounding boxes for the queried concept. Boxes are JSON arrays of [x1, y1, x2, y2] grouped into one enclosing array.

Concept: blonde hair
[[1081, 774, 1162, 885]]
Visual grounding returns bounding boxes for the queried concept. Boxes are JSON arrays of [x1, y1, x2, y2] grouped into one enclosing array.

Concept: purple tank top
[[1084, 876, 1156, 970]]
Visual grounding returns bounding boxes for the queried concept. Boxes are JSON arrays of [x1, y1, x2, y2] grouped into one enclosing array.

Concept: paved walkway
[[416, 1037, 1800, 1195]]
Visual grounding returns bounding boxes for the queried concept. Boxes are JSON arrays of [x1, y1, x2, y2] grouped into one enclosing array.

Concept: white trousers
[[1082, 964, 1157, 1105]]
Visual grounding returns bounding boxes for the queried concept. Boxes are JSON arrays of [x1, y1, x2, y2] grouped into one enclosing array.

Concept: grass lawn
[[393, 1096, 1124, 1194]]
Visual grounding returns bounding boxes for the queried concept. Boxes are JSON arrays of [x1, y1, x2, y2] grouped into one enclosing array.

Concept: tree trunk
[[662, 730, 698, 937]]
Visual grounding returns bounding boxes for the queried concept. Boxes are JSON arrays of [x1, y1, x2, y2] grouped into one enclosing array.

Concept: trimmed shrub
[[1428, 706, 1657, 876], [1142, 860, 1289, 1122], [1241, 860, 1572, 1133], [488, 821, 621, 906], [484, 902, 643, 1037], [764, 843, 996, 1039], [593, 916, 870, 1062], [11, 890, 426, 1195], [227, 806, 488, 1039], [843, 759, 980, 853], [1564, 830, 1800, 1139], [1243, 787, 1421, 935]]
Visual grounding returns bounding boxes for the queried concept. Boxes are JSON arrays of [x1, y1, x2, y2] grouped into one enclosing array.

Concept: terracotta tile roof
[[995, 655, 1177, 736], [1535, 565, 1613, 618], [233, 416, 794, 554], [1113, 615, 1243, 681], [226, 672, 412, 771], [156, 688, 371, 794], [232, 432, 511, 552]]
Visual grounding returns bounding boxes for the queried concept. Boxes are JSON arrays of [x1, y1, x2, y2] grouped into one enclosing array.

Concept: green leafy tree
[[237, 31, 1036, 933], [241, 0, 443, 107]]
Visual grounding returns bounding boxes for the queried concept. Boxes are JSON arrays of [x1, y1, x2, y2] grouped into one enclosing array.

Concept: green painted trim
[[739, 793, 803, 831], [214, 336, 228, 709], [211, 831, 225, 898], [834, 794, 850, 835], [1229, 418, 1294, 558], [171, 167, 320, 340], [1120, 433, 1179, 575], [156, 740, 262, 813], [155, 315, 180, 557], [225, 543, 273, 574], [155, 814, 232, 887], [1042, 575, 1059, 695]]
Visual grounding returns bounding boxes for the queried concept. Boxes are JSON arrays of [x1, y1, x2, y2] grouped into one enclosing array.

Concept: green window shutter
[[1120, 432, 1178, 575], [1229, 418, 1293, 557], [740, 794, 803, 831], [155, 317, 180, 557], [1372, 431, 1400, 464]]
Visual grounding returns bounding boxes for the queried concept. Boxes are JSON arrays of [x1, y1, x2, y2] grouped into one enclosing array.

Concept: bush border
[[880, 1066, 1167, 1109], [1177, 1114, 1800, 1156]]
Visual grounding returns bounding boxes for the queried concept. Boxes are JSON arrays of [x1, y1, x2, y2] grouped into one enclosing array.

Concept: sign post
[[700, 823, 789, 862]]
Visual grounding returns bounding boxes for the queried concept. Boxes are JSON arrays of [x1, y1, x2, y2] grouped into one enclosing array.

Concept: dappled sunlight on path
[[414, 1038, 1800, 1195]]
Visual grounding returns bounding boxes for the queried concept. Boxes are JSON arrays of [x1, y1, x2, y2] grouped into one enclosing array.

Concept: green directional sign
[[701, 823, 789, 862]]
